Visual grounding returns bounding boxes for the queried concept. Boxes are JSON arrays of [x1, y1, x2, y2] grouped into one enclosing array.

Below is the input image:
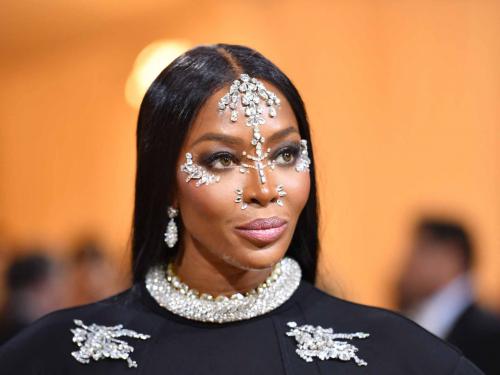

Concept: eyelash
[[201, 143, 301, 170]]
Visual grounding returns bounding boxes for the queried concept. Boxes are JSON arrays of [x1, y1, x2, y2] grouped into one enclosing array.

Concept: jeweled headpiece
[[218, 74, 281, 185]]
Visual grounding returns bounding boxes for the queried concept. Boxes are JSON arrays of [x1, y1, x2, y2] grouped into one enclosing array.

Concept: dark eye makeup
[[198, 141, 301, 170]]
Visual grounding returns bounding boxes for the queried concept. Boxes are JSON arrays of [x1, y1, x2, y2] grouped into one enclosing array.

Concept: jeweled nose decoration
[[218, 74, 280, 185], [286, 321, 369, 367], [70, 319, 150, 368], [180, 152, 221, 187], [276, 184, 287, 206], [234, 188, 248, 210], [295, 139, 311, 173]]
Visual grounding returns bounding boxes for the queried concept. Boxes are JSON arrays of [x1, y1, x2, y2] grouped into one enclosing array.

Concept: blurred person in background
[[69, 236, 123, 307], [0, 252, 68, 344], [396, 217, 500, 374]]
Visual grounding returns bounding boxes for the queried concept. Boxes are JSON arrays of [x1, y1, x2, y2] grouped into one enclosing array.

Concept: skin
[[170, 81, 310, 296], [397, 233, 467, 309]]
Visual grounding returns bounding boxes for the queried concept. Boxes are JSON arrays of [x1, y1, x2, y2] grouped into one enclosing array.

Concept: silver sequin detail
[[145, 257, 301, 323], [180, 152, 221, 187], [70, 319, 150, 368], [286, 321, 369, 366], [295, 139, 311, 173]]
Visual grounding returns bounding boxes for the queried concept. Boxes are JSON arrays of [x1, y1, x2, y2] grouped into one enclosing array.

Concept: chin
[[221, 244, 288, 271]]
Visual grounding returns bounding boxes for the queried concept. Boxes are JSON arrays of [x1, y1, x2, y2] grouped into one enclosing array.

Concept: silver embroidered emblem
[[286, 321, 369, 367], [70, 319, 150, 368]]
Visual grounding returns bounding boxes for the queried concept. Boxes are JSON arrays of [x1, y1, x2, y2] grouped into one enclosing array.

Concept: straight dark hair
[[131, 44, 320, 283]]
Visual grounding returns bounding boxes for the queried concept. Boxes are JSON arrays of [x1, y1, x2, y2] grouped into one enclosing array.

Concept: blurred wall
[[1, 0, 499, 308]]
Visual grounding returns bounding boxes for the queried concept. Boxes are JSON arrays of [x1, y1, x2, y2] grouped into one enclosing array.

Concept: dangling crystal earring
[[164, 206, 179, 248]]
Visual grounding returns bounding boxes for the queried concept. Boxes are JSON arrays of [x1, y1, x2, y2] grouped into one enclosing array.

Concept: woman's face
[[173, 80, 310, 271]]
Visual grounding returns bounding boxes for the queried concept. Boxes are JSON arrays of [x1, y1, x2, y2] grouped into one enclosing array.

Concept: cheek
[[279, 169, 311, 213], [176, 170, 239, 225]]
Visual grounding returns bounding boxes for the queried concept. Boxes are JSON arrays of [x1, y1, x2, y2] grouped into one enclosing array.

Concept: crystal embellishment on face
[[180, 152, 221, 187], [218, 73, 280, 126], [145, 257, 301, 323], [70, 319, 150, 368], [295, 139, 311, 173], [218, 74, 281, 185], [234, 187, 248, 209], [286, 321, 369, 366], [276, 184, 287, 206]]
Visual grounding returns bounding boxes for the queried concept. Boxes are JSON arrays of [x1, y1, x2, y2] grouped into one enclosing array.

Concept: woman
[[0, 44, 483, 374]]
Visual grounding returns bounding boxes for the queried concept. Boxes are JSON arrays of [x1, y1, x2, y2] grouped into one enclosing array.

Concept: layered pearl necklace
[[145, 257, 302, 323]]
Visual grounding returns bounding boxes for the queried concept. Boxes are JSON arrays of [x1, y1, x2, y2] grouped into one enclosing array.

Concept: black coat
[[0, 280, 483, 374], [446, 303, 500, 375]]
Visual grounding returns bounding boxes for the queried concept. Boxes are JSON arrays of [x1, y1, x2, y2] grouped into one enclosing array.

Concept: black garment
[[0, 280, 483, 374], [446, 303, 500, 375], [0, 314, 27, 345]]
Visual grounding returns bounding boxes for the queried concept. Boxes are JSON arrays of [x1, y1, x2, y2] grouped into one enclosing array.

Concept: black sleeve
[[453, 356, 485, 375]]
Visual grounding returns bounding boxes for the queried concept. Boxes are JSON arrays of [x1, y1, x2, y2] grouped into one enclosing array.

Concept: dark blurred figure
[[69, 236, 122, 306], [396, 217, 500, 374], [0, 253, 67, 344]]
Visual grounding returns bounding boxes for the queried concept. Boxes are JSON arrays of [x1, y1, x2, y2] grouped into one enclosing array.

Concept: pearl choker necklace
[[145, 257, 302, 323]]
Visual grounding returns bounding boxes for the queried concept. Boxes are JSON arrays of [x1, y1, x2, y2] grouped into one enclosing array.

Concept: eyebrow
[[190, 126, 299, 148], [190, 133, 243, 147], [268, 126, 299, 143]]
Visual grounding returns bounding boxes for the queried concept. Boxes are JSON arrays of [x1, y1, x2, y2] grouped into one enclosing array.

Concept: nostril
[[250, 197, 260, 205]]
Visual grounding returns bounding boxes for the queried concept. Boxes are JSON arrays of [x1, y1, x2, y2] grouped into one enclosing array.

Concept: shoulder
[[0, 284, 160, 373], [293, 282, 483, 374]]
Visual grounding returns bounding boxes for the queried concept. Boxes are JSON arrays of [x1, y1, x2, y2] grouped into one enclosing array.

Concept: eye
[[273, 144, 300, 166], [202, 151, 238, 170]]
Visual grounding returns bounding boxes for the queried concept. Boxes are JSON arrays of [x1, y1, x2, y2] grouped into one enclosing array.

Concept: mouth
[[234, 216, 288, 246]]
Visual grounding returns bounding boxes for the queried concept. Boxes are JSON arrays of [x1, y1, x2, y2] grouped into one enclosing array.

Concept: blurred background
[[0, 0, 499, 359]]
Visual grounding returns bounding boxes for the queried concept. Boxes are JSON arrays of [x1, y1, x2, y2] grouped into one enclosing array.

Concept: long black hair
[[131, 44, 320, 283]]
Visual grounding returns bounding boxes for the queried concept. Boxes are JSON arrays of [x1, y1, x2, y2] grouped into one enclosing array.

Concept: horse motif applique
[[286, 321, 369, 367], [70, 319, 150, 368]]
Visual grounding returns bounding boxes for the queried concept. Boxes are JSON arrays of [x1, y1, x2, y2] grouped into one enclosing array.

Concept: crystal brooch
[[286, 321, 369, 367], [70, 319, 150, 368]]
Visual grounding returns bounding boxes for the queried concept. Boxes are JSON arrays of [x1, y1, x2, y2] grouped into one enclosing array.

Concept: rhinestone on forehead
[[218, 74, 281, 185], [218, 74, 280, 126]]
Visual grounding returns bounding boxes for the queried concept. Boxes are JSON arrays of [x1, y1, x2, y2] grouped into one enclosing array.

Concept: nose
[[242, 166, 279, 207]]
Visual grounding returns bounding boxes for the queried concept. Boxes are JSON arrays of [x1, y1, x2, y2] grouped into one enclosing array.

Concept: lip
[[235, 217, 288, 245]]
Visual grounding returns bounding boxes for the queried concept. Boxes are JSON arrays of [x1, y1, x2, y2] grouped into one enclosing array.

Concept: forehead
[[184, 81, 299, 146]]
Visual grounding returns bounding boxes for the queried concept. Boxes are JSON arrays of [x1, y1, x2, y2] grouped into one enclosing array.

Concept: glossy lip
[[234, 217, 288, 246]]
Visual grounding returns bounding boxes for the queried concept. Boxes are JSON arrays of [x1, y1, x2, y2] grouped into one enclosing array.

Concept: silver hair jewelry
[[70, 319, 150, 368], [164, 206, 179, 248], [145, 257, 301, 323], [276, 184, 287, 206], [180, 152, 221, 187], [295, 139, 311, 173], [234, 188, 248, 210], [218, 73, 280, 126], [286, 321, 369, 366], [218, 74, 280, 185]]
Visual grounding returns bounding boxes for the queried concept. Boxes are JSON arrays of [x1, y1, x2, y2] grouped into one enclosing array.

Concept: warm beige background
[[1, 0, 499, 308]]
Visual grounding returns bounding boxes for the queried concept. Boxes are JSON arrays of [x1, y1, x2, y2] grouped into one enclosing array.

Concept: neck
[[173, 238, 274, 297]]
